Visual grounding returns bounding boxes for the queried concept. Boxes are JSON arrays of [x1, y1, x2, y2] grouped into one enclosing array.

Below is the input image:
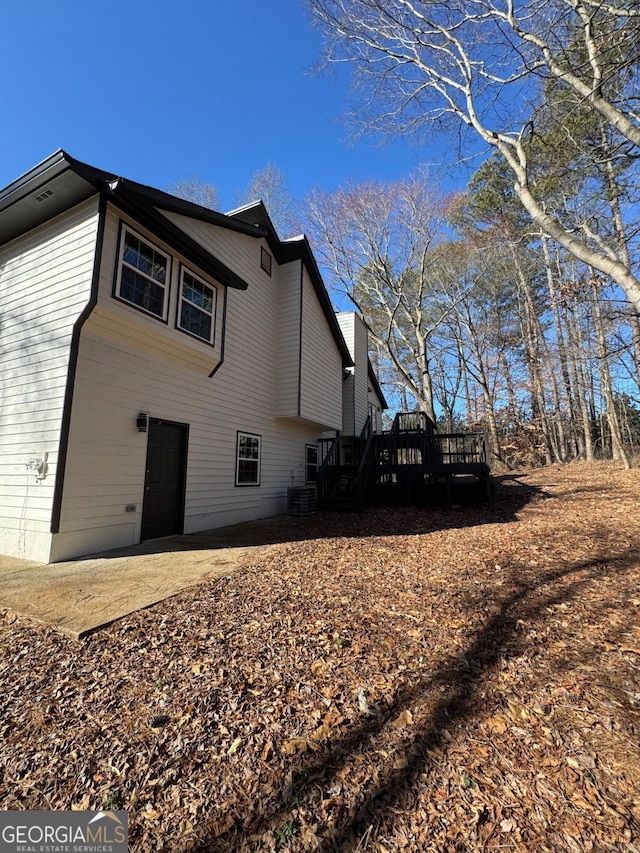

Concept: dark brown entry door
[[141, 419, 188, 540]]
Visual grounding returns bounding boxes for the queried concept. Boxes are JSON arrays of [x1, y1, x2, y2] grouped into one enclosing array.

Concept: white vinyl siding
[[94, 207, 224, 374], [276, 261, 301, 418], [0, 198, 99, 561], [162, 213, 343, 431], [161, 211, 260, 288], [299, 267, 343, 430], [337, 312, 370, 436]]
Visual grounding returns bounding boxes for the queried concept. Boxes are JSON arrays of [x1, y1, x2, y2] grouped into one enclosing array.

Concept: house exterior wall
[[299, 267, 343, 430], [49, 206, 342, 561], [0, 198, 99, 562], [368, 384, 384, 433], [276, 261, 302, 419], [165, 212, 343, 430], [337, 312, 370, 436]]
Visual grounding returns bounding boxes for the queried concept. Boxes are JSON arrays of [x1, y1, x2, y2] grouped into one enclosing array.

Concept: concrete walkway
[[0, 517, 302, 639]]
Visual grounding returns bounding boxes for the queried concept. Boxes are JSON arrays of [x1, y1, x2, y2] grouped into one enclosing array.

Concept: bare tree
[[167, 175, 220, 210], [235, 164, 300, 238], [307, 0, 640, 310], [305, 174, 462, 421]]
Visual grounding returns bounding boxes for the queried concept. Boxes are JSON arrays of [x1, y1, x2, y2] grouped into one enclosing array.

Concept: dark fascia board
[[0, 149, 69, 208], [0, 150, 265, 242], [104, 183, 249, 291], [0, 150, 252, 290], [368, 359, 388, 410], [64, 154, 269, 240], [0, 153, 98, 246], [226, 200, 280, 244], [277, 236, 353, 369]]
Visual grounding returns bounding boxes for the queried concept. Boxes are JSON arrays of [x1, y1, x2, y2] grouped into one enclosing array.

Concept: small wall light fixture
[[136, 412, 149, 432]]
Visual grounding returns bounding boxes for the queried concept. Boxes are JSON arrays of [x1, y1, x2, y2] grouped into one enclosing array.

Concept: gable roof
[[0, 151, 353, 367], [0, 151, 262, 291]]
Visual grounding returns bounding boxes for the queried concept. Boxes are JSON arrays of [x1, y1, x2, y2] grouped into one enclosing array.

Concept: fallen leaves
[[1, 461, 640, 851]]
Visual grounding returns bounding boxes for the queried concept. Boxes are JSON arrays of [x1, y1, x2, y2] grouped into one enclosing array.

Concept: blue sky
[[0, 0, 468, 211]]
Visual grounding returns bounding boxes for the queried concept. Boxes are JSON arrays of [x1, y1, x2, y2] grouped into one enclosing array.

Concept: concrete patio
[[0, 516, 304, 639]]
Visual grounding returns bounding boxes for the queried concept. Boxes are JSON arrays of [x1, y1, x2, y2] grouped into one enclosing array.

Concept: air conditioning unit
[[287, 486, 317, 517]]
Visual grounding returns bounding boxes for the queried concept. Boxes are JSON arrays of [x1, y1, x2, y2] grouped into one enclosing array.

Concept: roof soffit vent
[[34, 187, 55, 203]]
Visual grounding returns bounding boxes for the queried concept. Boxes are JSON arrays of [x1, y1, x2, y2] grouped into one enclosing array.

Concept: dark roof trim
[[0, 150, 253, 291], [103, 182, 249, 291], [226, 200, 281, 254], [368, 360, 388, 409], [65, 154, 268, 240], [278, 236, 353, 368], [0, 150, 71, 210]]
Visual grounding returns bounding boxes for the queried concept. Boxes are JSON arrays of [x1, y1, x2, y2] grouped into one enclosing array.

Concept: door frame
[[141, 418, 189, 541]]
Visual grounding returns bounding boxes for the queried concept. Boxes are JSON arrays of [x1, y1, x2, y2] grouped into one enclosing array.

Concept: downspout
[[208, 286, 228, 378], [50, 194, 107, 534], [297, 259, 303, 417]]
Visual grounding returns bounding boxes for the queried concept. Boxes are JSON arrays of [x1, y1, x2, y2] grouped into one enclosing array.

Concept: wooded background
[[175, 0, 640, 470]]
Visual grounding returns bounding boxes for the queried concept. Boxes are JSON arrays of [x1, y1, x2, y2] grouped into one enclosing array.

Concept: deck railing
[[317, 415, 490, 510], [373, 430, 489, 469], [431, 432, 489, 466], [390, 411, 436, 434]]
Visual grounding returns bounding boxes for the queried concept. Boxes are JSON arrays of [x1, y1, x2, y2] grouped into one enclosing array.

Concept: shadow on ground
[[73, 472, 548, 562], [183, 543, 639, 852]]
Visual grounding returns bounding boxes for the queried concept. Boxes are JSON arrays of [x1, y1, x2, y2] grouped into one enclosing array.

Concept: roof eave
[[103, 183, 250, 291], [278, 236, 353, 368], [368, 360, 388, 409]]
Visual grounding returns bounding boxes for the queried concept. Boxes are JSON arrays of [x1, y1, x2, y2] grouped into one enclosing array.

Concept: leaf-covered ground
[[2, 462, 640, 852]]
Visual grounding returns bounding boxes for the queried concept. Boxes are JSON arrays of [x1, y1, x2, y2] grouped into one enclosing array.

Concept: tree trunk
[[497, 138, 640, 313], [591, 285, 631, 469], [562, 293, 594, 462], [455, 310, 505, 466], [542, 235, 578, 459]]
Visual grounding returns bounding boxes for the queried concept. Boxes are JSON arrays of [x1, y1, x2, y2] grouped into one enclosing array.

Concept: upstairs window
[[178, 267, 216, 344], [116, 227, 170, 320], [236, 432, 261, 486]]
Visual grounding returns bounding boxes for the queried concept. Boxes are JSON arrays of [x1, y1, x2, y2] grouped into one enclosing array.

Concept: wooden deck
[[317, 413, 491, 511]]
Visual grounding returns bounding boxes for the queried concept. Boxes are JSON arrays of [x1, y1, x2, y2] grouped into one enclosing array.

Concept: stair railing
[[317, 434, 341, 504], [391, 411, 436, 434], [355, 420, 375, 510]]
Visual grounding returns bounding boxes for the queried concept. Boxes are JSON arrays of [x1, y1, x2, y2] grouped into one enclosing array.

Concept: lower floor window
[[236, 432, 261, 486], [306, 444, 319, 483]]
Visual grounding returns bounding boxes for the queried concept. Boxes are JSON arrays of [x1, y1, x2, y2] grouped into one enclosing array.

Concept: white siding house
[[337, 312, 387, 436], [0, 151, 376, 563], [0, 199, 100, 561]]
